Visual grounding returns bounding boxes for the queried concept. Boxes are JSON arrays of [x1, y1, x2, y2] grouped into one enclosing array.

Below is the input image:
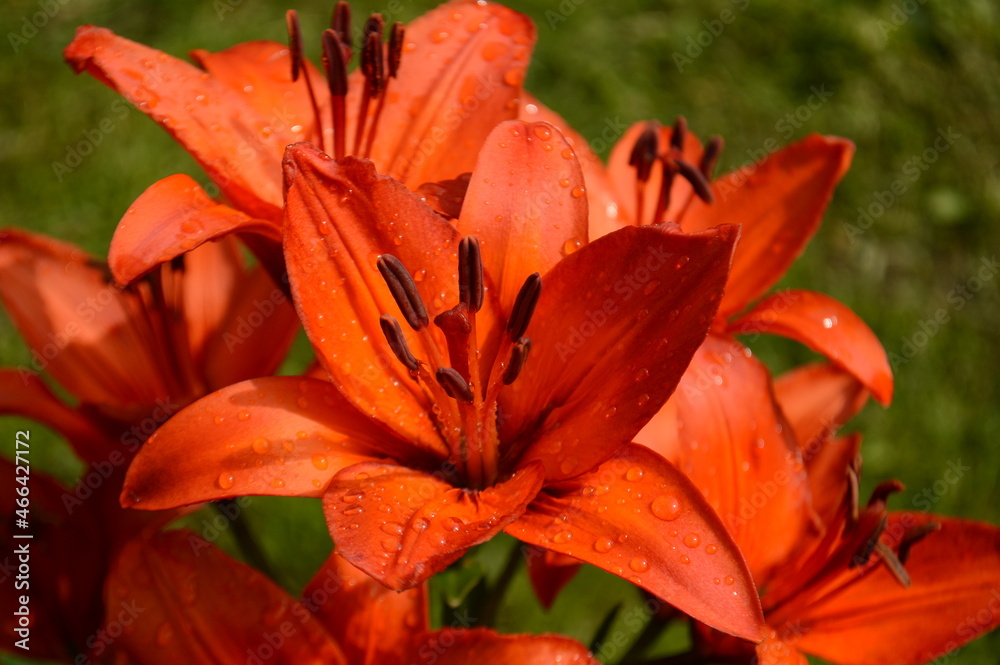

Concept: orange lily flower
[[689, 362, 1000, 664], [121, 119, 766, 641], [0, 229, 295, 658], [105, 528, 601, 664], [64, 1, 536, 286]]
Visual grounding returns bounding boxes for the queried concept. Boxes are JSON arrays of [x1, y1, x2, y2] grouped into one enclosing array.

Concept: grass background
[[1, 0, 998, 662]]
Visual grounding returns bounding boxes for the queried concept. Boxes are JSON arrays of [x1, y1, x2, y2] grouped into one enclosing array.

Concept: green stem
[[478, 543, 524, 626], [215, 500, 280, 582]]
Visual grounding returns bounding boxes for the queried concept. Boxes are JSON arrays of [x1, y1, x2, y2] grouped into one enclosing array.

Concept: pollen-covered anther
[[458, 236, 484, 313], [332, 1, 352, 56], [897, 521, 942, 565], [506, 272, 542, 341], [388, 23, 405, 78], [670, 115, 688, 152], [850, 515, 888, 569], [628, 121, 660, 184], [502, 338, 531, 385], [379, 314, 421, 373], [377, 254, 429, 330], [675, 158, 715, 204], [700, 136, 724, 179], [436, 367, 474, 402], [287, 10, 325, 152]]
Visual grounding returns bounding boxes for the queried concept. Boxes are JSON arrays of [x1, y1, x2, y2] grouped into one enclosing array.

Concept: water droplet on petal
[[629, 556, 649, 573], [252, 438, 270, 454], [651, 495, 682, 521], [553, 530, 573, 544], [533, 124, 552, 140], [444, 516, 465, 532], [679, 554, 691, 565], [625, 466, 644, 481], [238, 410, 251, 422], [270, 477, 285, 488], [683, 533, 701, 548], [705, 544, 718, 555], [217, 473, 235, 490], [311, 454, 329, 470], [594, 537, 614, 553], [570, 186, 586, 198]]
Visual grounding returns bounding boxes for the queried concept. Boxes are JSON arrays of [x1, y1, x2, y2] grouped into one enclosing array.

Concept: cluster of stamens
[[286, 2, 405, 159], [628, 116, 723, 225], [376, 237, 540, 489]]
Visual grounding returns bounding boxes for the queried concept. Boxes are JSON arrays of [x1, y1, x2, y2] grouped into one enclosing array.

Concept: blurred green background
[[1, 0, 997, 663]]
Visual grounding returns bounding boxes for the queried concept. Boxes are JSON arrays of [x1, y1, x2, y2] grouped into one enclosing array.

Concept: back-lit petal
[[416, 628, 599, 665], [507, 444, 764, 643], [774, 362, 870, 456]]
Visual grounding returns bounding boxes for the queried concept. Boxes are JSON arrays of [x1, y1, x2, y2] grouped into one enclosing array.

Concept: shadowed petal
[[120, 377, 405, 510], [683, 135, 854, 318], [64, 26, 290, 221], [728, 289, 893, 405], [774, 362, 870, 456], [507, 444, 765, 643], [323, 461, 544, 590], [415, 628, 599, 665], [793, 513, 1000, 665], [501, 223, 738, 481], [110, 174, 282, 286], [106, 530, 346, 664], [525, 546, 582, 609], [369, 1, 536, 187], [456, 120, 588, 314], [303, 552, 428, 665], [283, 145, 460, 458]]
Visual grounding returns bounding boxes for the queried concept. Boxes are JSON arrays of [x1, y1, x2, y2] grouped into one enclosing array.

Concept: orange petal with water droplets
[[106, 530, 347, 664], [283, 145, 459, 459], [728, 289, 893, 405], [324, 461, 544, 590], [415, 628, 600, 665], [507, 444, 765, 643], [606, 120, 704, 228], [519, 93, 623, 242], [638, 335, 812, 582], [368, 1, 535, 187], [756, 630, 810, 665], [457, 120, 588, 315], [110, 174, 282, 286], [793, 513, 1000, 665], [120, 377, 407, 510], [304, 552, 428, 665], [501, 223, 738, 481], [682, 134, 854, 318], [524, 545, 581, 609], [64, 26, 289, 221]]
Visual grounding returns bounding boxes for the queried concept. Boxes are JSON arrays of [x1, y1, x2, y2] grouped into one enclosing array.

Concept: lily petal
[[304, 552, 428, 665], [728, 289, 893, 405], [110, 174, 282, 286], [640, 336, 812, 582], [683, 135, 854, 317], [793, 513, 1000, 665], [370, 1, 536, 187], [774, 362, 870, 456], [106, 530, 346, 664], [507, 444, 765, 643], [323, 460, 544, 590], [64, 26, 290, 221], [283, 145, 460, 458], [524, 546, 582, 610], [415, 628, 599, 665], [457, 120, 588, 314], [502, 223, 738, 481], [120, 377, 401, 510]]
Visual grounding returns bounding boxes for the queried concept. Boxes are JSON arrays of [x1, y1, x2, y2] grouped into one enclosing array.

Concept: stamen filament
[[321, 29, 348, 159], [287, 11, 325, 153]]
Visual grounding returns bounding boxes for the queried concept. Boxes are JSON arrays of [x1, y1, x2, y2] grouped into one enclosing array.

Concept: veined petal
[[120, 377, 401, 510], [0, 369, 108, 463], [304, 552, 428, 665], [110, 174, 282, 286], [682, 135, 854, 317], [502, 223, 738, 481], [728, 289, 893, 405], [774, 362, 870, 456], [106, 530, 346, 664], [415, 628, 599, 665], [525, 546, 582, 609], [323, 460, 544, 590], [507, 444, 764, 643], [519, 93, 623, 242], [283, 145, 460, 458], [0, 228, 174, 415], [793, 513, 1000, 665], [641, 336, 812, 582], [64, 27, 288, 221], [756, 630, 810, 665], [457, 120, 588, 314], [369, 1, 536, 187]]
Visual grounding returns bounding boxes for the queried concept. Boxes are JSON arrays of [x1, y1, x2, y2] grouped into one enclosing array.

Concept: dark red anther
[[321, 29, 348, 97], [458, 236, 484, 313], [363, 13, 385, 39], [436, 367, 474, 402], [388, 23, 405, 78], [380, 315, 420, 372], [332, 2, 352, 56], [507, 273, 541, 341], [675, 158, 715, 204], [286, 10, 304, 82], [868, 479, 905, 510], [502, 338, 531, 385], [700, 136, 724, 179], [851, 515, 888, 568], [670, 116, 687, 152], [362, 29, 386, 97], [628, 122, 660, 183], [377, 254, 429, 330], [897, 521, 942, 565]]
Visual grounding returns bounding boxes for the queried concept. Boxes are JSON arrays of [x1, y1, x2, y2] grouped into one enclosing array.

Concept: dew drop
[[562, 238, 582, 255], [725, 575, 735, 585], [679, 554, 691, 565], [270, 477, 286, 488], [342, 488, 365, 504], [594, 537, 614, 553], [251, 437, 270, 454], [444, 516, 465, 532], [213, 415, 225, 426], [651, 495, 682, 521], [311, 454, 329, 470], [412, 517, 430, 532], [533, 124, 552, 140], [238, 410, 251, 422], [559, 456, 578, 475], [683, 533, 701, 548], [553, 530, 573, 544], [570, 186, 586, 198], [705, 544, 718, 555], [629, 556, 649, 573], [217, 473, 235, 490], [625, 466, 644, 481]]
